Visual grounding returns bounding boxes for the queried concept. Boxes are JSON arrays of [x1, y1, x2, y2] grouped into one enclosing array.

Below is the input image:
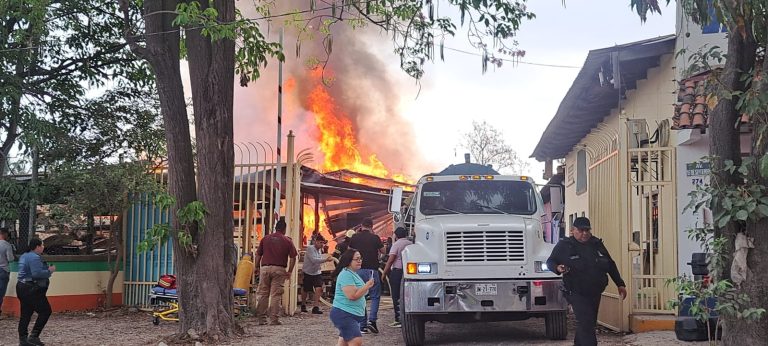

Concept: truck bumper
[[403, 279, 567, 313]]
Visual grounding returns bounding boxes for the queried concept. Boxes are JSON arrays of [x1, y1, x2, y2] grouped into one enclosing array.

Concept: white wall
[[675, 130, 710, 276], [675, 130, 753, 276]]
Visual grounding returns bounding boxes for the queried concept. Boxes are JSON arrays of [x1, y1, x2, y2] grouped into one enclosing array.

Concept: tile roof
[[672, 71, 751, 130]]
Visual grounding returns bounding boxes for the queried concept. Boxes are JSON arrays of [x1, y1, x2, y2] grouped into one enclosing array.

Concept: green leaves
[[666, 272, 764, 336], [2, 0, 156, 171], [173, 2, 283, 86], [0, 178, 38, 220], [760, 153, 768, 179], [137, 192, 207, 255], [689, 156, 768, 232], [735, 210, 749, 221], [177, 200, 208, 232], [137, 223, 170, 253]]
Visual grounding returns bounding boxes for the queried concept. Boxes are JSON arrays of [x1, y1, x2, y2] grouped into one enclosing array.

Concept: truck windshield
[[419, 180, 536, 216]]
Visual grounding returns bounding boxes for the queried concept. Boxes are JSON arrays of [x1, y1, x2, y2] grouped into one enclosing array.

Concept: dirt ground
[[0, 298, 707, 345]]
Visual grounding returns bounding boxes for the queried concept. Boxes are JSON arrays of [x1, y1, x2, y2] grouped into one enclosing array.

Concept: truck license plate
[[475, 284, 497, 296]]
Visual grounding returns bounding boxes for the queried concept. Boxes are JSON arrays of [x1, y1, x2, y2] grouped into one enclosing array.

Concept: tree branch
[[117, 0, 149, 60], [28, 44, 131, 83]]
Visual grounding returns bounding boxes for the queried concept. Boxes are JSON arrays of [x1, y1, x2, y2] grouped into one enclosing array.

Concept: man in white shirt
[[301, 234, 333, 314]]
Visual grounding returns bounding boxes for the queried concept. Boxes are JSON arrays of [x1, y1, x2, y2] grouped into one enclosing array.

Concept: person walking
[[330, 249, 374, 346], [381, 227, 412, 328], [0, 228, 15, 315], [546, 217, 627, 346], [16, 238, 55, 346], [254, 219, 298, 325], [302, 234, 333, 314], [348, 217, 384, 334]]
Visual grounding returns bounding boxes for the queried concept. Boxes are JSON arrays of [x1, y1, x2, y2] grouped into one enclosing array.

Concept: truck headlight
[[534, 261, 550, 273], [406, 262, 437, 274]]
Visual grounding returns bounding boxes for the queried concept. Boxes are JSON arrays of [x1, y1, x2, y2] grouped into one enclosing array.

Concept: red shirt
[[257, 232, 298, 267]]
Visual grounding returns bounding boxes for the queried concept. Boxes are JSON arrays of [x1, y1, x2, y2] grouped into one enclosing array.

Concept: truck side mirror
[[549, 185, 563, 215], [389, 187, 404, 213]]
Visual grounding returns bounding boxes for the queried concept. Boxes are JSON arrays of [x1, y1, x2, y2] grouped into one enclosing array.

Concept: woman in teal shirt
[[331, 249, 374, 346]]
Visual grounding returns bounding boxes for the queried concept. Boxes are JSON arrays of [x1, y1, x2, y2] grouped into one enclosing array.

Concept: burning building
[[231, 3, 427, 250]]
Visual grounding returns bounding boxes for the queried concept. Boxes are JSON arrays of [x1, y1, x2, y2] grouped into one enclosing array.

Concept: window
[[576, 149, 587, 194], [420, 180, 536, 216]]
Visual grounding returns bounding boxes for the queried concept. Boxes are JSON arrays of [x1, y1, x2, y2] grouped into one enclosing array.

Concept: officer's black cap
[[573, 217, 591, 231]]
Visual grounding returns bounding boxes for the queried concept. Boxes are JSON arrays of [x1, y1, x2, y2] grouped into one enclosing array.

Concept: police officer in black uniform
[[546, 217, 627, 346]]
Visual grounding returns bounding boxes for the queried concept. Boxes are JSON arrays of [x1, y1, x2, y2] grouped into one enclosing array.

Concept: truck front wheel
[[545, 310, 568, 340], [401, 281, 425, 345]]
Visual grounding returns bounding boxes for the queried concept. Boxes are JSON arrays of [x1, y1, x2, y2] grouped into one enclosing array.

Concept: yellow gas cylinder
[[234, 254, 255, 290]]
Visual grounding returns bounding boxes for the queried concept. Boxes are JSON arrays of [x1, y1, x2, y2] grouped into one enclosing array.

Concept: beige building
[[532, 35, 680, 332]]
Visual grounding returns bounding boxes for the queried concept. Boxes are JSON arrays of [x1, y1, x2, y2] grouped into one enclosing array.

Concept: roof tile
[[672, 71, 751, 131]]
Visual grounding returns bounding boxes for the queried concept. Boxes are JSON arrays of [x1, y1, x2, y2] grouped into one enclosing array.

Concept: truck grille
[[445, 230, 525, 262]]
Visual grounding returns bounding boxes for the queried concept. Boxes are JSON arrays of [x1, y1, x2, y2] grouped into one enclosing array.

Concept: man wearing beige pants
[[254, 219, 298, 325]]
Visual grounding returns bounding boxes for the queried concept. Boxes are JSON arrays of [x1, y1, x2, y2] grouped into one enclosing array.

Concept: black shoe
[[311, 306, 323, 314], [360, 325, 370, 334], [300, 305, 308, 313], [26, 336, 44, 346], [367, 321, 379, 334], [19, 336, 31, 346]]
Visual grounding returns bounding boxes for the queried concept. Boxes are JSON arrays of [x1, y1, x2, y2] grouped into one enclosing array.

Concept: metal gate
[[123, 142, 285, 307], [588, 150, 625, 330], [627, 147, 677, 314], [233, 142, 282, 255]]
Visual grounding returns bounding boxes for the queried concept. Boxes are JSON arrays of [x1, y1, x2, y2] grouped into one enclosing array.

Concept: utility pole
[[273, 28, 284, 232]]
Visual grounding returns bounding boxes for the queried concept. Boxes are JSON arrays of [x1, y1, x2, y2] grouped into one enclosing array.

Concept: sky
[[398, 0, 676, 181], [229, 0, 677, 183]]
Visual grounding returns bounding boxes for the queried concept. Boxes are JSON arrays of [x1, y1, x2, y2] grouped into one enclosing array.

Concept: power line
[[441, 46, 581, 69]]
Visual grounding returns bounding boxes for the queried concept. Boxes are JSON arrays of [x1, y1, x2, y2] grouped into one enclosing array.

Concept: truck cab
[[391, 163, 567, 345]]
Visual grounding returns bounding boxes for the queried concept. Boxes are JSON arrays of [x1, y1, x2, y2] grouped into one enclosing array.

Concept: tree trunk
[[174, 0, 238, 339], [128, 0, 238, 340], [0, 87, 21, 177], [105, 215, 122, 309], [86, 211, 95, 254], [136, 0, 202, 338], [711, 29, 764, 345], [724, 36, 768, 345]]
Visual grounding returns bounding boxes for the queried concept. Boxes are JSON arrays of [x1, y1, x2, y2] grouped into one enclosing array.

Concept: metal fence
[[122, 169, 174, 308], [122, 142, 285, 308]]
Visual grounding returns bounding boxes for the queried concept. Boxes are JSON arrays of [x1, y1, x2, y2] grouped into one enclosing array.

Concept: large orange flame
[[299, 69, 414, 246], [302, 204, 329, 244], [306, 71, 392, 179]]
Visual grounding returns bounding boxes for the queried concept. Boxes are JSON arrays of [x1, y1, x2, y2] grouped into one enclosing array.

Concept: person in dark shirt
[[546, 217, 627, 346], [348, 217, 384, 334], [333, 230, 356, 260], [254, 219, 298, 325]]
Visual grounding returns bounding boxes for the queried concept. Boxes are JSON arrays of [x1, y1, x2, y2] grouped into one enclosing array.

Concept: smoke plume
[[232, 1, 426, 179]]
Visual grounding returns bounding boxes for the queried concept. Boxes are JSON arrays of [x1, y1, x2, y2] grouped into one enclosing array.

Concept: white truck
[[389, 161, 567, 345]]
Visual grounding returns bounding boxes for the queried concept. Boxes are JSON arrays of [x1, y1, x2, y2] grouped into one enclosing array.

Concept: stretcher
[[149, 286, 249, 325]]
